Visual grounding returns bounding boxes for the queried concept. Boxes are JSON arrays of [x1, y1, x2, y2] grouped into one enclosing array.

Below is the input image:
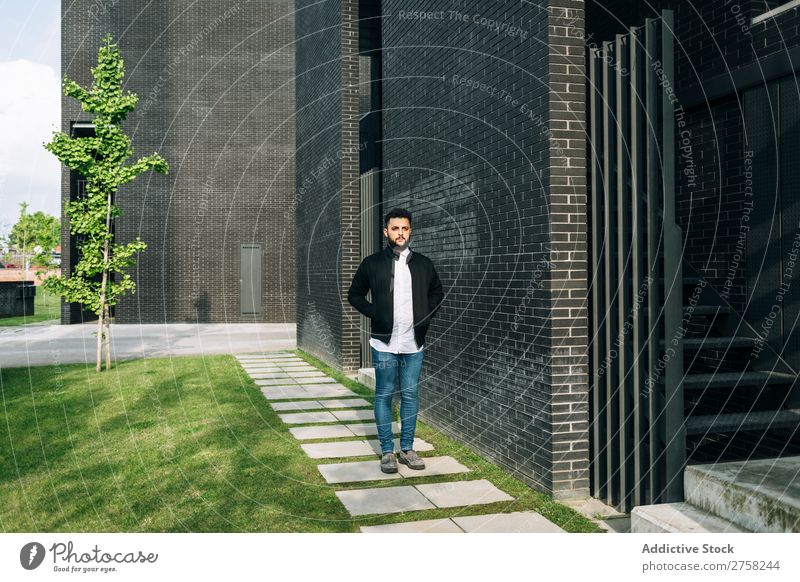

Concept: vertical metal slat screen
[[588, 11, 684, 512], [360, 169, 379, 369]]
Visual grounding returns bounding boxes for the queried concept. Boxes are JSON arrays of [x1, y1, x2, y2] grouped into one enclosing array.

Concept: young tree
[[43, 37, 169, 372], [9, 202, 60, 267]]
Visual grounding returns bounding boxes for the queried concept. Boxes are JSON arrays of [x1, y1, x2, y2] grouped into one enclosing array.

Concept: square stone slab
[[415, 479, 513, 508], [397, 456, 471, 479], [295, 383, 348, 390], [243, 361, 309, 366], [367, 438, 433, 455], [271, 400, 324, 411], [331, 409, 375, 421], [360, 518, 463, 533], [237, 353, 294, 358], [278, 411, 338, 424], [241, 362, 304, 371], [301, 440, 376, 459], [291, 376, 335, 384], [274, 362, 314, 366], [317, 398, 372, 409], [336, 486, 435, 516], [248, 373, 294, 379], [272, 362, 314, 366], [254, 378, 327, 387], [261, 385, 356, 400], [242, 359, 304, 365], [452, 511, 565, 533], [290, 425, 355, 440], [346, 422, 400, 436], [317, 460, 402, 484], [273, 364, 316, 369], [255, 377, 336, 386], [251, 372, 326, 380], [237, 355, 297, 361]]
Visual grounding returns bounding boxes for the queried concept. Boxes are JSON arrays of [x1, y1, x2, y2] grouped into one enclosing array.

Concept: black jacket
[[347, 245, 444, 348]]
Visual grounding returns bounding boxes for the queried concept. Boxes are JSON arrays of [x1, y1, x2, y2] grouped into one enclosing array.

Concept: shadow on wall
[[191, 291, 211, 323], [301, 301, 339, 365]]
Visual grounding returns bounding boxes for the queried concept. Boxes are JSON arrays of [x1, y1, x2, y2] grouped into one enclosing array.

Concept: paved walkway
[[238, 351, 567, 533], [0, 323, 295, 368]]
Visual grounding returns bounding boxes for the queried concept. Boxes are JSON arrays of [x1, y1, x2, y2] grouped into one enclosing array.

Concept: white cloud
[[0, 59, 61, 234]]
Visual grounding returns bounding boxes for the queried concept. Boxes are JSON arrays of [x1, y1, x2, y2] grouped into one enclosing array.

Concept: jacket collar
[[384, 244, 413, 262]]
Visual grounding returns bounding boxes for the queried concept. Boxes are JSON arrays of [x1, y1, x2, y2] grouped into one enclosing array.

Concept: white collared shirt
[[370, 247, 422, 354]]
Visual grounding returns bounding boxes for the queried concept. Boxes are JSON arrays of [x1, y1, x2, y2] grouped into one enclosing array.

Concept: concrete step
[[679, 336, 757, 350], [631, 502, 750, 533], [684, 457, 800, 532], [683, 371, 796, 390], [686, 408, 800, 435], [358, 367, 375, 390], [683, 305, 730, 316]]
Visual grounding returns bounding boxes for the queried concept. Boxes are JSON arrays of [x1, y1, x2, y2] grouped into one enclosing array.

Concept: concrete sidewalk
[[0, 323, 295, 368]]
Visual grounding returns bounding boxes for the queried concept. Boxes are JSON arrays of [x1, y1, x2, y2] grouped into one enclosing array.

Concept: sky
[[0, 0, 60, 239]]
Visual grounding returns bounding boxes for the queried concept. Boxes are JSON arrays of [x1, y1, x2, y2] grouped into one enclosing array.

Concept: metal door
[[241, 244, 263, 316]]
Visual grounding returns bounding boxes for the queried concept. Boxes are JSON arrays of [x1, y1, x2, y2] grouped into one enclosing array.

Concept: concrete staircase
[[632, 456, 800, 532]]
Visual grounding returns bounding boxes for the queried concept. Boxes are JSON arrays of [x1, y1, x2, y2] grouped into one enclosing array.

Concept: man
[[348, 208, 444, 473]]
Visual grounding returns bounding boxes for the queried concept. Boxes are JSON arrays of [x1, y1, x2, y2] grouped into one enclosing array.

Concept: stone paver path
[[238, 351, 567, 533]]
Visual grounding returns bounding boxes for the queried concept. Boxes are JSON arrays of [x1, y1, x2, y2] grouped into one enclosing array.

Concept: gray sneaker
[[380, 452, 398, 473], [397, 449, 426, 470]]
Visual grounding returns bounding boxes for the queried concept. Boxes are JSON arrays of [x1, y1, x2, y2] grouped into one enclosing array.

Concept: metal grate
[[589, 11, 685, 512], [359, 169, 380, 368]]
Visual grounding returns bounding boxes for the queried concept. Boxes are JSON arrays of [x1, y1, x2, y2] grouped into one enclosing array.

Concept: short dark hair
[[384, 207, 412, 227]]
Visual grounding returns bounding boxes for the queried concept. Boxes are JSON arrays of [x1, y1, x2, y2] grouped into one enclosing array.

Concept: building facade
[[61, 0, 296, 324]]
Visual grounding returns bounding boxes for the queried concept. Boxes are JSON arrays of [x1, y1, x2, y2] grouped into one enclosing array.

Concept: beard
[[388, 235, 410, 251]]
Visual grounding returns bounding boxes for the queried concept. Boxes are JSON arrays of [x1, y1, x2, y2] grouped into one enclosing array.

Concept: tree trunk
[[96, 299, 104, 373], [97, 188, 113, 372], [105, 303, 112, 370]]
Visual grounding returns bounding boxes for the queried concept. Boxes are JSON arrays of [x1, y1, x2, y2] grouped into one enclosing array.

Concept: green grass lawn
[[0, 351, 603, 533], [0, 285, 60, 326]]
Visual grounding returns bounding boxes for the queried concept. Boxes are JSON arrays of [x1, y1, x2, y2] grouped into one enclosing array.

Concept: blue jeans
[[371, 347, 424, 454]]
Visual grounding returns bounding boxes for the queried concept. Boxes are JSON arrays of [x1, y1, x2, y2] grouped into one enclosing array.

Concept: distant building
[[60, 0, 296, 324]]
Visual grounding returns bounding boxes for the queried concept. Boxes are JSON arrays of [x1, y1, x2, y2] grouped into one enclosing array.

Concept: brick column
[[548, 0, 590, 500], [340, 0, 362, 372]]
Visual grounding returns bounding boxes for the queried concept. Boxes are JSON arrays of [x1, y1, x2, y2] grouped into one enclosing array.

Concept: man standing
[[348, 208, 444, 473]]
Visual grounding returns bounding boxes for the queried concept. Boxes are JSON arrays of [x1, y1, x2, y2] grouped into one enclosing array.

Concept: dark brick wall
[[295, 0, 361, 370], [380, 0, 588, 499], [61, 0, 296, 324]]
